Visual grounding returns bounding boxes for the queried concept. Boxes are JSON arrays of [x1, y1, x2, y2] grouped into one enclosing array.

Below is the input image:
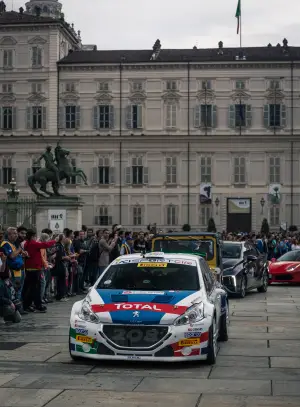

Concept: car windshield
[[278, 251, 300, 262], [97, 259, 200, 291], [153, 238, 214, 261], [222, 242, 242, 259]]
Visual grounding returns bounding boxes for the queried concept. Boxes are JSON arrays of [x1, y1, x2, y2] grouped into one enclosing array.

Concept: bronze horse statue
[[28, 145, 88, 197]]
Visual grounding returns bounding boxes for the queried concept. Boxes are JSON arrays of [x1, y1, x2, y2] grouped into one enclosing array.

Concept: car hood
[[269, 261, 300, 272], [88, 289, 202, 325], [223, 258, 242, 269]]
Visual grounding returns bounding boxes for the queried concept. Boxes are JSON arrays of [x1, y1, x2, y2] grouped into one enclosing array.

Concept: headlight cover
[[174, 303, 205, 326], [286, 266, 296, 272], [79, 300, 99, 323]]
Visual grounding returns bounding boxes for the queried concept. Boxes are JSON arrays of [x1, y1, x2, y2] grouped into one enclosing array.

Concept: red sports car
[[269, 250, 300, 284]]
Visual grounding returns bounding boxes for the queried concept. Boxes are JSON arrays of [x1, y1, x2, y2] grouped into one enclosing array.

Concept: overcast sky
[[6, 0, 300, 50]]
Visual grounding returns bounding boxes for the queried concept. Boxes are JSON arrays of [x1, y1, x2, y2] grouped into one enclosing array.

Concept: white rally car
[[69, 252, 229, 364]]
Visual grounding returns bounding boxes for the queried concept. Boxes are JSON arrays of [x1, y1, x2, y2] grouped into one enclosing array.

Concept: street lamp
[[6, 178, 20, 200], [260, 197, 265, 215], [215, 197, 220, 215]]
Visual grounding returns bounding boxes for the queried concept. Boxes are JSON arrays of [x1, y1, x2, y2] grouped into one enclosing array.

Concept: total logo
[[115, 303, 162, 311]]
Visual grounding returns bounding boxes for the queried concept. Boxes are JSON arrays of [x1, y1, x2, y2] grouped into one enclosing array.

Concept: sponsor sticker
[[178, 338, 200, 346], [174, 260, 196, 266], [122, 291, 164, 295], [75, 328, 88, 335], [91, 302, 188, 314], [188, 327, 203, 332], [184, 332, 202, 338], [138, 262, 167, 268], [127, 355, 141, 360], [76, 335, 93, 344]]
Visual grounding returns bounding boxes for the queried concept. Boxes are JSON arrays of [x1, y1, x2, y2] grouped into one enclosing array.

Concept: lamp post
[[260, 197, 265, 215], [6, 178, 20, 227], [214, 197, 220, 215]]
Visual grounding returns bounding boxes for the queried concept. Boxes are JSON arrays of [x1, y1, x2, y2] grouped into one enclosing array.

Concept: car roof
[[154, 232, 218, 237], [114, 252, 203, 262]]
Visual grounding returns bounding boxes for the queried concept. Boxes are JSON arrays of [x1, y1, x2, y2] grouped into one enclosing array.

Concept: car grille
[[275, 274, 293, 281], [223, 276, 235, 286], [102, 325, 169, 349]]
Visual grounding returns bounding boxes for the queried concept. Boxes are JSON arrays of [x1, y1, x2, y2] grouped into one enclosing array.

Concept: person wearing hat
[[120, 235, 134, 255]]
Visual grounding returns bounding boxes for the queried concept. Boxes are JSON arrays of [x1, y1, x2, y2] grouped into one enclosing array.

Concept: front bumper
[[69, 317, 211, 362], [269, 272, 300, 284]]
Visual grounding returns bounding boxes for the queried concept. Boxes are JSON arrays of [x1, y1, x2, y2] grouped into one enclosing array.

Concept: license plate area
[[102, 325, 168, 348]]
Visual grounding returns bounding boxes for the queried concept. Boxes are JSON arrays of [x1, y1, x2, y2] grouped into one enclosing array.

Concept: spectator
[[39, 233, 51, 304], [99, 229, 117, 274], [120, 235, 134, 255], [86, 230, 101, 286], [0, 268, 21, 324], [52, 234, 70, 302], [15, 226, 27, 249], [73, 230, 88, 294], [133, 232, 149, 254]]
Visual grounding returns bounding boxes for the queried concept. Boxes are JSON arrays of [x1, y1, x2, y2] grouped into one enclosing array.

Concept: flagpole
[[240, 0, 242, 48]]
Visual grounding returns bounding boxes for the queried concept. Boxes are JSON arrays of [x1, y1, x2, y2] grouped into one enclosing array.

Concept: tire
[[239, 275, 247, 298], [218, 301, 229, 342], [257, 271, 268, 293], [206, 317, 218, 365]]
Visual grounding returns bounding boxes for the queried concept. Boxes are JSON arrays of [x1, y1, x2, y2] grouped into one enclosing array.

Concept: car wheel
[[257, 271, 268, 293], [69, 336, 82, 361], [239, 276, 246, 298], [218, 301, 229, 342], [206, 317, 218, 365]]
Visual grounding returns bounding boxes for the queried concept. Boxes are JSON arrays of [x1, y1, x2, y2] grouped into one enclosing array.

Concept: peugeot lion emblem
[[133, 311, 140, 318]]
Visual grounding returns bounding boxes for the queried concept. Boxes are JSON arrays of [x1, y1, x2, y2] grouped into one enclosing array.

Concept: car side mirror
[[247, 254, 257, 262]]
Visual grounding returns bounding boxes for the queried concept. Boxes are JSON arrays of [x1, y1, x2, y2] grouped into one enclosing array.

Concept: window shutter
[[109, 166, 115, 184], [75, 106, 81, 129], [42, 107, 47, 129], [12, 168, 17, 181], [93, 106, 99, 129], [59, 106, 65, 129], [143, 167, 149, 184], [263, 105, 270, 128], [246, 104, 252, 127], [137, 105, 143, 128], [126, 106, 132, 129], [166, 105, 171, 128], [108, 206, 113, 226], [109, 105, 115, 129], [26, 168, 32, 185], [229, 105, 235, 128], [12, 107, 17, 129], [26, 107, 32, 129], [0, 107, 2, 129], [125, 167, 132, 184], [212, 105, 217, 128], [194, 105, 201, 128], [0, 168, 2, 185], [281, 104, 286, 127], [92, 167, 99, 184]]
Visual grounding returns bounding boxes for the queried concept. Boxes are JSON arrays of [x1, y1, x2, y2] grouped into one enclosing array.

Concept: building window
[[264, 104, 286, 128], [94, 105, 114, 129], [233, 156, 246, 184], [126, 105, 142, 129], [166, 104, 176, 128], [166, 205, 177, 226], [65, 82, 76, 92], [200, 206, 211, 226], [98, 156, 110, 185], [66, 158, 77, 185], [64, 105, 80, 129], [269, 80, 280, 90], [1, 107, 14, 130], [125, 156, 148, 185], [270, 206, 280, 226], [166, 81, 177, 91], [31, 82, 42, 93], [229, 104, 252, 128], [194, 105, 216, 128], [27, 106, 46, 130], [32, 47, 42, 67], [95, 206, 112, 226], [133, 206, 142, 226], [235, 80, 246, 90], [269, 156, 280, 184], [200, 156, 212, 183], [166, 156, 177, 184], [2, 83, 12, 93], [132, 81, 143, 91], [202, 80, 211, 90], [3, 50, 13, 68], [1, 157, 13, 185], [98, 82, 109, 92]]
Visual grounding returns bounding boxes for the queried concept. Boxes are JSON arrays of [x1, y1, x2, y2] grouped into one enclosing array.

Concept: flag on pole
[[235, 0, 241, 34]]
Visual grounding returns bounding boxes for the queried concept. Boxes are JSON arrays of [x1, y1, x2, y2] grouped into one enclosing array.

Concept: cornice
[[58, 62, 300, 72]]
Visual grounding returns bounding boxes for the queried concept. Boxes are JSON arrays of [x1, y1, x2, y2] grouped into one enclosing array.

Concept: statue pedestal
[[35, 196, 83, 235]]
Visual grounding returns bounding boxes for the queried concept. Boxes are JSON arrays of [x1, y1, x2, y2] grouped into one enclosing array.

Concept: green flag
[[235, 0, 241, 34]]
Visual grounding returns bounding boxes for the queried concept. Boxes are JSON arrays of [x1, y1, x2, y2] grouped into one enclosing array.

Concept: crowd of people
[[0, 224, 151, 324]]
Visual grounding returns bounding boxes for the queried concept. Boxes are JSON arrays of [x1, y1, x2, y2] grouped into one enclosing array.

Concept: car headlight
[[174, 303, 205, 326], [287, 266, 296, 272], [79, 300, 99, 323]]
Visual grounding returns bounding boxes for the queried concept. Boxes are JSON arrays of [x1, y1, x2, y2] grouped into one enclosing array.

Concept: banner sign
[[200, 183, 212, 204], [228, 198, 251, 214], [268, 184, 281, 205]]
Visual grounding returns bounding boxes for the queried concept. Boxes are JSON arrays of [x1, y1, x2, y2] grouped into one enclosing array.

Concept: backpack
[[88, 239, 100, 262]]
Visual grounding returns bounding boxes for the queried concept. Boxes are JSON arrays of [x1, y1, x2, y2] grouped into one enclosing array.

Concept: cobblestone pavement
[[1, 286, 300, 406]]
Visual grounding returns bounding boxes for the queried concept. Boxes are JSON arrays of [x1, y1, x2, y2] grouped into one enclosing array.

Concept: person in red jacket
[[22, 229, 56, 313]]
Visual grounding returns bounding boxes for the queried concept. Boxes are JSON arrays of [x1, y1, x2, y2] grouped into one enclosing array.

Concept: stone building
[[0, 0, 300, 232]]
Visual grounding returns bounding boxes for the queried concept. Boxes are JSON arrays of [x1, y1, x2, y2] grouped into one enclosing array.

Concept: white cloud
[[5, 0, 300, 49]]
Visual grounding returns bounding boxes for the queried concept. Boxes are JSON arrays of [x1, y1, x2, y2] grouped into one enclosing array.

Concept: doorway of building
[[227, 198, 252, 233]]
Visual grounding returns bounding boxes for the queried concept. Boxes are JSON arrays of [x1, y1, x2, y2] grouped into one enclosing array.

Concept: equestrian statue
[[28, 142, 88, 198]]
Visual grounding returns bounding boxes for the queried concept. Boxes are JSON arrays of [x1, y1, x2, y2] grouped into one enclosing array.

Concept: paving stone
[[271, 358, 300, 368], [198, 395, 300, 407], [269, 340, 300, 351], [210, 367, 300, 381], [0, 388, 62, 407], [273, 381, 300, 396], [219, 346, 300, 357], [216, 356, 269, 368], [6, 374, 143, 391], [230, 316, 268, 321], [267, 316, 300, 323], [0, 374, 19, 386], [230, 326, 267, 333], [45, 390, 200, 407], [135, 377, 271, 395], [0, 361, 94, 374], [0, 335, 68, 344]]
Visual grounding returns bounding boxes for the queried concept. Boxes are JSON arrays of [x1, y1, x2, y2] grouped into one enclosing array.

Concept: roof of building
[[0, 10, 79, 42], [58, 43, 300, 65]]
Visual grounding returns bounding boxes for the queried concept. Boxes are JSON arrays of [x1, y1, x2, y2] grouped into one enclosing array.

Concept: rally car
[[269, 250, 300, 284], [69, 252, 229, 364]]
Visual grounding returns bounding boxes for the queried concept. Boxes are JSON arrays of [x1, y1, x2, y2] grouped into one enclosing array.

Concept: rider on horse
[[35, 145, 60, 186]]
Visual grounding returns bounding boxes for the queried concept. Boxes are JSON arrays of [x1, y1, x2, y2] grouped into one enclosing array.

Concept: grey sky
[[6, 0, 300, 49]]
